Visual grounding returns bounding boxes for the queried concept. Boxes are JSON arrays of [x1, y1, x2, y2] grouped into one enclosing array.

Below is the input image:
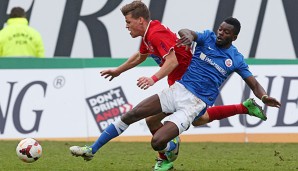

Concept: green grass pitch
[[1, 141, 298, 171]]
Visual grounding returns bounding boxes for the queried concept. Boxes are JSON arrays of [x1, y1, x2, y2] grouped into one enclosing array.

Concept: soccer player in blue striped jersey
[[177, 17, 281, 120]]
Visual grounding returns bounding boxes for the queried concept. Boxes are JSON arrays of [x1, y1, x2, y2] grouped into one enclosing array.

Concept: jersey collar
[[7, 18, 28, 26]]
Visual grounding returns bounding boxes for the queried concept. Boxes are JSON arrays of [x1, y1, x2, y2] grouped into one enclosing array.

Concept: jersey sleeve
[[236, 55, 253, 79], [195, 30, 211, 45], [150, 32, 175, 58]]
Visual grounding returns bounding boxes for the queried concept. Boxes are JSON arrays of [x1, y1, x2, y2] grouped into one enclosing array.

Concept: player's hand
[[137, 76, 155, 90], [176, 36, 192, 47], [262, 96, 281, 108], [100, 69, 121, 81], [176, 31, 194, 49], [176, 37, 193, 51]]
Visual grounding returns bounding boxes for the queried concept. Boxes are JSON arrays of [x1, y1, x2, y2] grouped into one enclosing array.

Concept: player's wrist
[[151, 75, 159, 83], [261, 95, 268, 103]]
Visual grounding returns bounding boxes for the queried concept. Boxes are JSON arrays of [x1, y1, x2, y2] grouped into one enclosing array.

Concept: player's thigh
[[122, 94, 162, 124], [153, 121, 179, 145], [146, 112, 167, 124]]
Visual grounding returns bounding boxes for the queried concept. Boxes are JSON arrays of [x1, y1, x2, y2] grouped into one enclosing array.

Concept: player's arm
[[137, 49, 178, 89], [176, 29, 197, 47], [244, 76, 281, 107], [116, 52, 148, 73], [100, 52, 148, 81], [153, 49, 178, 80]]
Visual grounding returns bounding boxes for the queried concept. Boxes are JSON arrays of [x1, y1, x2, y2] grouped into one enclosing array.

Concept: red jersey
[[139, 20, 192, 86]]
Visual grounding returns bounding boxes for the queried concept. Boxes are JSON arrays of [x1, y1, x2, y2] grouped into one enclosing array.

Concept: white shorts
[[158, 82, 207, 134]]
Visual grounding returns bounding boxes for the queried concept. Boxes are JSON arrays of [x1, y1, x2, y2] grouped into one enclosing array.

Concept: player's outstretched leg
[[69, 119, 129, 161], [243, 98, 266, 121], [192, 98, 266, 127], [70, 145, 94, 161]]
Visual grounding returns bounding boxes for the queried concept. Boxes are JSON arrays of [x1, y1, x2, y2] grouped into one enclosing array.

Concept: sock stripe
[[114, 119, 129, 134]]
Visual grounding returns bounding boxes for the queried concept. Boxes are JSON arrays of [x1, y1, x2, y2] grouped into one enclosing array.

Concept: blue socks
[[168, 140, 177, 151], [159, 140, 177, 153], [90, 119, 176, 154], [91, 119, 128, 154]]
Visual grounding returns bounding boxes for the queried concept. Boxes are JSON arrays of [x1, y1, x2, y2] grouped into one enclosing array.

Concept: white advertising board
[[1, 63, 298, 142]]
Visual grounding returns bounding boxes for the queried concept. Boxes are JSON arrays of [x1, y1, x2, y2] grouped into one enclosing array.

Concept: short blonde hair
[[121, 1, 150, 21]]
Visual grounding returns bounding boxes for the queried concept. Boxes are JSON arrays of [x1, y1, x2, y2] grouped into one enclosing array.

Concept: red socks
[[207, 104, 248, 122]]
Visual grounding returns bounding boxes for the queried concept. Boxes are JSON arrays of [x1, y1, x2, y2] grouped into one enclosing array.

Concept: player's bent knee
[[121, 109, 140, 125], [145, 117, 152, 125], [151, 136, 166, 151]]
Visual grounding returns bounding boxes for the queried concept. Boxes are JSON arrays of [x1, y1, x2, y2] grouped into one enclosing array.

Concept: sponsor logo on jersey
[[225, 59, 233, 67], [200, 53, 227, 76]]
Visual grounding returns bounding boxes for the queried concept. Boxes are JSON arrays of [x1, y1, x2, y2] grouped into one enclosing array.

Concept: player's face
[[124, 14, 144, 38], [216, 22, 237, 48]]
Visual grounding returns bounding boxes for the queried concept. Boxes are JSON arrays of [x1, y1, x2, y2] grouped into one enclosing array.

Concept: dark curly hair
[[224, 17, 241, 35]]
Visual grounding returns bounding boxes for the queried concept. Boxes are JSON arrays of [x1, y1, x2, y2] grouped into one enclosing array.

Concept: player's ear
[[139, 17, 144, 24], [233, 34, 238, 41]]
